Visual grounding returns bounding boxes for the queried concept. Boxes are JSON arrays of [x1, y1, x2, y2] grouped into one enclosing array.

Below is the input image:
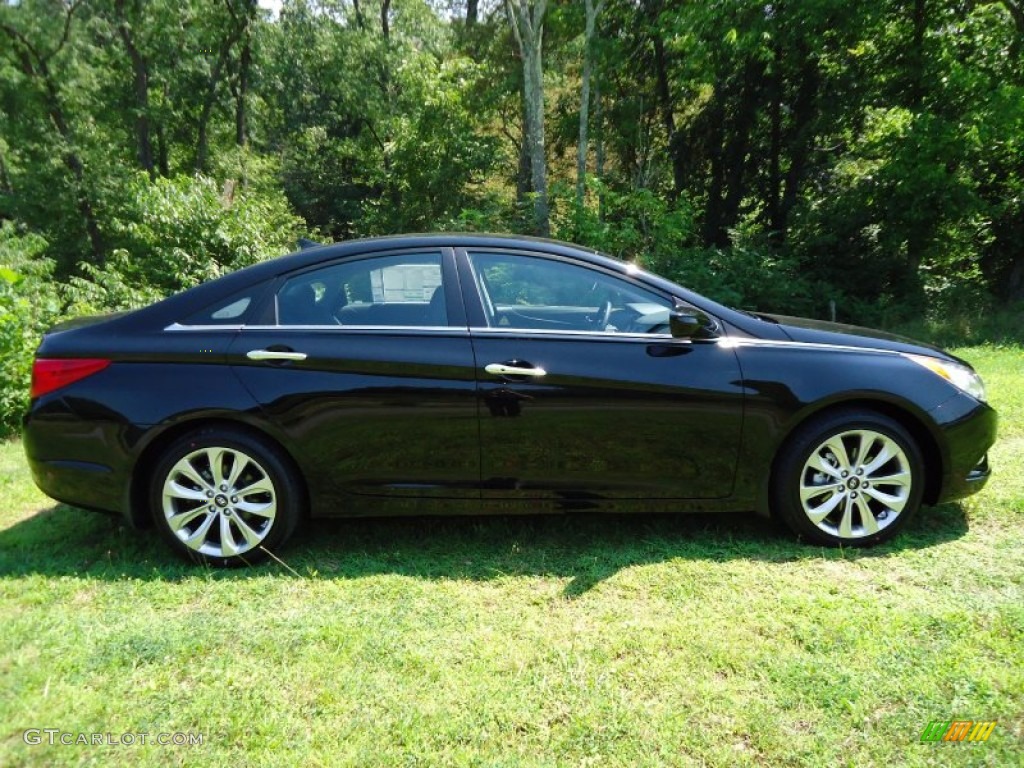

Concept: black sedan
[[23, 235, 996, 565]]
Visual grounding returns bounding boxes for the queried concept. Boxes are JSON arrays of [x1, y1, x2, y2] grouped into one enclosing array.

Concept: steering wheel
[[590, 299, 613, 331]]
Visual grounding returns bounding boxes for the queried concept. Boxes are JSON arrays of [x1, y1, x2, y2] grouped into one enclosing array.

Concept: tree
[[505, 0, 550, 236], [0, 0, 103, 263], [576, 0, 604, 206]]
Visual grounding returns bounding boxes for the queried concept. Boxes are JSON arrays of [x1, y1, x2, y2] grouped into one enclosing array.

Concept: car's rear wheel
[[150, 427, 301, 566], [772, 409, 925, 546]]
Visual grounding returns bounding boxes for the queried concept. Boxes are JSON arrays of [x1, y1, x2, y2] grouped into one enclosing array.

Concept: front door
[[459, 249, 744, 501]]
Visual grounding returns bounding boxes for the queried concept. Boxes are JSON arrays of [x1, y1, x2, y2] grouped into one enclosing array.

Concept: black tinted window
[[468, 252, 672, 334], [277, 252, 448, 327]]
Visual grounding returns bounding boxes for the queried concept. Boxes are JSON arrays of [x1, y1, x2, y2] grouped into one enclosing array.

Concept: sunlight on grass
[[0, 346, 1021, 766]]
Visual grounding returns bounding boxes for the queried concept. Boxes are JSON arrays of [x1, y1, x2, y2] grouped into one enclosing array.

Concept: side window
[[467, 252, 673, 334], [277, 252, 447, 327], [184, 286, 263, 326]]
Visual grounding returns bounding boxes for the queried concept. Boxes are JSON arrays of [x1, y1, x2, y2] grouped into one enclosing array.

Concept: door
[[228, 248, 480, 511], [459, 249, 744, 501]]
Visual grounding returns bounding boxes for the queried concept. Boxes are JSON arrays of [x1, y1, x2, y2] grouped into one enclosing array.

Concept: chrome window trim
[[241, 324, 467, 334], [165, 322, 467, 333], [165, 322, 244, 332], [468, 326, 682, 342]]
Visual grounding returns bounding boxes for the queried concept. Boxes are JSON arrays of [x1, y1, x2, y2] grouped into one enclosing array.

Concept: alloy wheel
[[161, 446, 278, 558], [799, 429, 912, 540]]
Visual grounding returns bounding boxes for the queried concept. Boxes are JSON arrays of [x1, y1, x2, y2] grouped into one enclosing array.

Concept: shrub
[[0, 224, 62, 438]]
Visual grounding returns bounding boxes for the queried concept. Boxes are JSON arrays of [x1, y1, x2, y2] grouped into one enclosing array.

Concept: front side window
[[468, 252, 673, 334], [277, 252, 447, 327]]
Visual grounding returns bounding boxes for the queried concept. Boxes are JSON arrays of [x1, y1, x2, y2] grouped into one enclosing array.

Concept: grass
[[1, 345, 1022, 767]]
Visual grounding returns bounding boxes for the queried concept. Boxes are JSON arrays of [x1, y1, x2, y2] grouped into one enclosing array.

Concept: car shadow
[[0, 502, 971, 596]]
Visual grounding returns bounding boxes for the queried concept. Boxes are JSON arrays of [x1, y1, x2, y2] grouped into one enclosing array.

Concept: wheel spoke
[[170, 457, 209, 490], [225, 454, 250, 489], [838, 496, 854, 538], [166, 481, 209, 502], [167, 504, 209, 532], [220, 513, 239, 557], [866, 470, 911, 487], [801, 482, 841, 502], [806, 490, 844, 523], [231, 514, 265, 548], [183, 510, 217, 548], [208, 448, 230, 488], [808, 453, 842, 480], [824, 437, 851, 471], [235, 498, 275, 518], [860, 438, 897, 475], [855, 496, 878, 535], [864, 486, 907, 510]]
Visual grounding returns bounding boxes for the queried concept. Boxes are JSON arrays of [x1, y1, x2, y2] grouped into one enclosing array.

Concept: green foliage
[[553, 182, 813, 312], [0, 225, 60, 437], [85, 173, 304, 302]]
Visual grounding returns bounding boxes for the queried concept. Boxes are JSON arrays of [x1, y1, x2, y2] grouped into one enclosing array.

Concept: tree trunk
[[195, 6, 246, 172], [506, 0, 550, 236], [766, 14, 783, 244], [381, 0, 391, 42], [516, 102, 532, 208], [467, 0, 479, 27], [576, 0, 603, 206], [776, 56, 819, 245], [235, 2, 255, 148], [594, 72, 605, 220], [115, 0, 155, 178], [0, 146, 12, 195]]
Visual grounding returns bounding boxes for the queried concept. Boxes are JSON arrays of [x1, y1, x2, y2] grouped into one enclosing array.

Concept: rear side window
[[183, 286, 266, 326], [277, 252, 448, 327]]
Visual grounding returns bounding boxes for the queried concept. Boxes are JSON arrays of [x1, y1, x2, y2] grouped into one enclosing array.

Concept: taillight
[[30, 358, 111, 399]]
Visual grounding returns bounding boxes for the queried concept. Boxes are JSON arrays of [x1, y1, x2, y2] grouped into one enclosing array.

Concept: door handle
[[485, 363, 546, 377], [247, 349, 308, 362]]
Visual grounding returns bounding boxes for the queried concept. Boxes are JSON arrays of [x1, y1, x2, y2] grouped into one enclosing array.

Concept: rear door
[[227, 247, 480, 511], [458, 248, 745, 501]]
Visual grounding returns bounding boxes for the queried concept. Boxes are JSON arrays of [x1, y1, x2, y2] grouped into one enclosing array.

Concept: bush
[[551, 182, 815, 314], [0, 224, 62, 438], [85, 173, 305, 304]]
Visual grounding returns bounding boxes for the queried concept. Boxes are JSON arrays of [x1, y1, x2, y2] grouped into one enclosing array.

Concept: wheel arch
[[127, 415, 308, 529], [759, 397, 946, 516]]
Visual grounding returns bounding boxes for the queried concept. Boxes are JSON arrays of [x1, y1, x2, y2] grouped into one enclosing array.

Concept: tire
[[771, 408, 925, 547], [150, 426, 302, 566]]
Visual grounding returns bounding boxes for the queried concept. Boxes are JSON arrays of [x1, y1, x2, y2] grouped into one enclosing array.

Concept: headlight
[[904, 354, 987, 402]]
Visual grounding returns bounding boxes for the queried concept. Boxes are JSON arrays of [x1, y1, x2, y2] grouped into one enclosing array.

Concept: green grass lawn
[[1, 345, 1022, 767]]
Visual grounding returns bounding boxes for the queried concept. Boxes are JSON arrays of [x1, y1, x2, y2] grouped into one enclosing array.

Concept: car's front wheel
[[150, 427, 301, 566], [772, 409, 925, 546]]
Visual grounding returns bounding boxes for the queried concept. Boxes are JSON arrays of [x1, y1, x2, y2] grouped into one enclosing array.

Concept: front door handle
[[484, 363, 546, 377], [247, 349, 308, 362]]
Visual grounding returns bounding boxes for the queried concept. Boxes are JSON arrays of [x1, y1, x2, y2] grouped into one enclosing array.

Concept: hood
[[762, 313, 963, 364]]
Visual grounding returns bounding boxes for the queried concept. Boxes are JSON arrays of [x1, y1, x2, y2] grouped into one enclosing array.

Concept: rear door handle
[[484, 363, 546, 377], [247, 349, 308, 362]]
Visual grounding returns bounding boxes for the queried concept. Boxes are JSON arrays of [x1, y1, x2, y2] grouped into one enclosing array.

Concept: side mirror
[[669, 304, 714, 339]]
